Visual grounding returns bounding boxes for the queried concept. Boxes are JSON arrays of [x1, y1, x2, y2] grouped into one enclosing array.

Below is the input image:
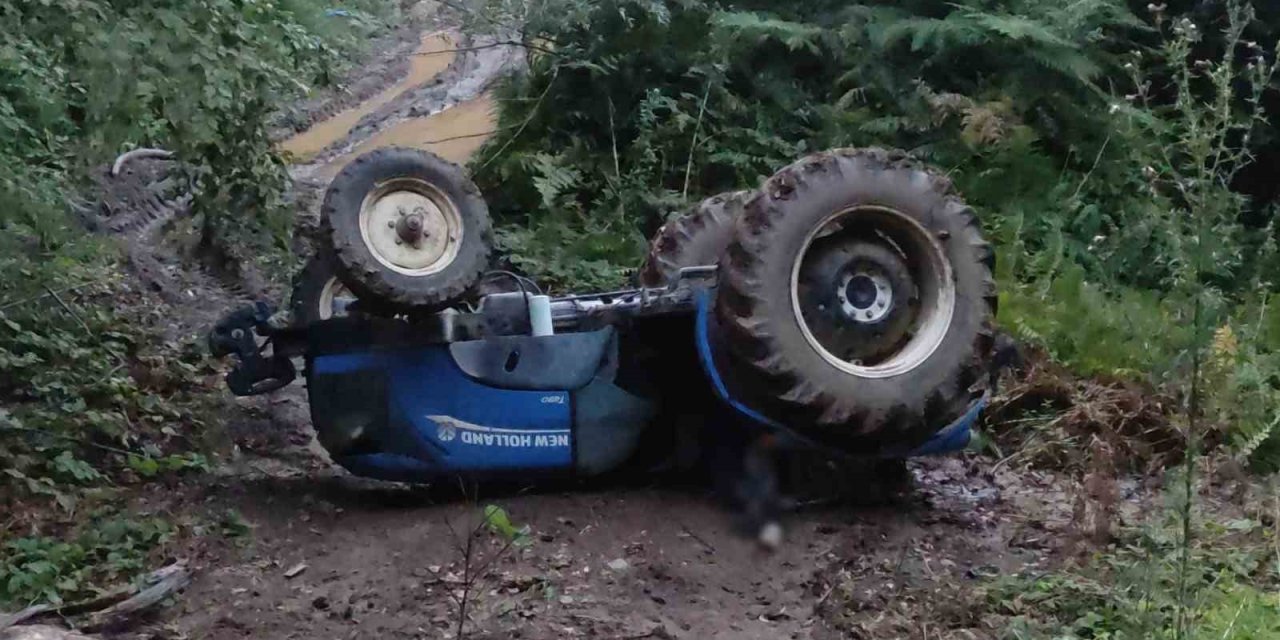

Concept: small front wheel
[[291, 252, 358, 326], [322, 147, 492, 310]]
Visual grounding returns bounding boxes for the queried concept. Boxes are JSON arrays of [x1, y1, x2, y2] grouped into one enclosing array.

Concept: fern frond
[[872, 15, 987, 52], [1026, 46, 1103, 81], [530, 153, 581, 212], [711, 11, 822, 54], [967, 13, 1073, 48], [1234, 414, 1280, 463]]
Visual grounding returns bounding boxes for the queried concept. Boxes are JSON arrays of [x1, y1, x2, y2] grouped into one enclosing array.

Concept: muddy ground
[[145, 447, 1103, 640], [56, 7, 1170, 640]]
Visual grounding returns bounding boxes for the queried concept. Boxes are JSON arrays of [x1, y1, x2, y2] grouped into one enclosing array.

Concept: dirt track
[[152, 431, 1097, 639]]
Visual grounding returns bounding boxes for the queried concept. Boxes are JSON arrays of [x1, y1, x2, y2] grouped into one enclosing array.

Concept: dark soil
[[143, 432, 1100, 640]]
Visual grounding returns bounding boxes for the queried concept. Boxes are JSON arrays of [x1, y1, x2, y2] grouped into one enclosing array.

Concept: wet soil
[[149, 436, 1102, 640]]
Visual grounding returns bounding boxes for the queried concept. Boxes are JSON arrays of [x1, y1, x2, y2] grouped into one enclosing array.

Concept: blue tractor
[[210, 147, 996, 494]]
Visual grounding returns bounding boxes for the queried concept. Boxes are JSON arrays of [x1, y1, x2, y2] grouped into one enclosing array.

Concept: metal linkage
[[547, 266, 716, 331]]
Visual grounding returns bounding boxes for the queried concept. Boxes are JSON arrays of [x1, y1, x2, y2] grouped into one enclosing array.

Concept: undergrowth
[[0, 0, 390, 497], [471, 0, 1170, 291], [982, 4, 1280, 637], [0, 515, 172, 609], [987, 469, 1280, 639], [0, 0, 393, 606]]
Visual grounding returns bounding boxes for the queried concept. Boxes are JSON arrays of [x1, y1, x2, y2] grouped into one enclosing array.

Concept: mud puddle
[[280, 32, 460, 161], [320, 93, 496, 179], [283, 29, 517, 189]]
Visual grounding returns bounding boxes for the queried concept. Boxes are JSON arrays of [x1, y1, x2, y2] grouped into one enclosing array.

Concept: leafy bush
[[1204, 317, 1280, 472], [0, 0, 388, 487], [472, 0, 1170, 290], [998, 267, 1190, 379], [474, 1, 1280, 476], [0, 282, 219, 510], [0, 515, 172, 608], [0, 0, 392, 606]]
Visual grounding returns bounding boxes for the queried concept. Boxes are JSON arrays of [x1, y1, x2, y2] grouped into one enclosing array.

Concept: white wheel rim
[[317, 277, 354, 320], [789, 206, 956, 379], [357, 177, 464, 276]]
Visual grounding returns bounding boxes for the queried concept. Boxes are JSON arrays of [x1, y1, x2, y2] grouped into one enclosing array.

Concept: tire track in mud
[[284, 30, 521, 185], [90, 18, 522, 327], [283, 27, 522, 256], [279, 31, 461, 163]]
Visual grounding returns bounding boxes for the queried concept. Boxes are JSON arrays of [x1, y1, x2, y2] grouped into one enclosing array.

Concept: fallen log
[[0, 624, 97, 640], [82, 563, 190, 632], [0, 562, 190, 635]]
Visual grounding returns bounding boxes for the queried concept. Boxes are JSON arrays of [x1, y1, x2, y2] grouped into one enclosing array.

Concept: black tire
[[321, 147, 492, 310], [638, 191, 752, 288], [716, 148, 996, 450], [290, 252, 357, 326]]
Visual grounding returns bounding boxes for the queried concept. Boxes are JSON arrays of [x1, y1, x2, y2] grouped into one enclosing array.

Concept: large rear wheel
[[716, 148, 996, 450], [291, 252, 358, 326]]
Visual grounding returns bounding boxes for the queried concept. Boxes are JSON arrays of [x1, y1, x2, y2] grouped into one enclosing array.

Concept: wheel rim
[[317, 277, 356, 320], [357, 177, 464, 276], [789, 206, 956, 379]]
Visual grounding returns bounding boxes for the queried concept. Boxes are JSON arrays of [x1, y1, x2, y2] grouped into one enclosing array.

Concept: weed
[[988, 482, 1280, 639], [442, 494, 535, 639], [0, 515, 173, 608], [0, 0, 390, 607], [0, 0, 393, 502]]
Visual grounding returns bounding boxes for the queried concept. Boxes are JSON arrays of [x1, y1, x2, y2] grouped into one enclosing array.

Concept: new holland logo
[[428, 416, 570, 448], [436, 422, 457, 442]]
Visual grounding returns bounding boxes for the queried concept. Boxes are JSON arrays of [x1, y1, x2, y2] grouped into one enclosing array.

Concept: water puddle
[[320, 94, 496, 179], [280, 32, 458, 160]]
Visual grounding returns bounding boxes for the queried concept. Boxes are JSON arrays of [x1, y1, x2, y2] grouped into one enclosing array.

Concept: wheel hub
[[797, 239, 917, 365], [839, 271, 893, 324], [396, 210, 429, 246]]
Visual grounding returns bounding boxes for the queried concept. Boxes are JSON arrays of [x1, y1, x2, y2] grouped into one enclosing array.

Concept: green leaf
[[127, 455, 160, 478], [483, 505, 532, 547]]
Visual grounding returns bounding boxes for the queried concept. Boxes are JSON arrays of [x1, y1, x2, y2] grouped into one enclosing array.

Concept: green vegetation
[[989, 494, 1280, 639], [0, 0, 391, 603], [4, 0, 1280, 632], [471, 3, 1280, 635], [0, 515, 172, 608], [474, 0, 1158, 290], [1, 0, 386, 494]]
